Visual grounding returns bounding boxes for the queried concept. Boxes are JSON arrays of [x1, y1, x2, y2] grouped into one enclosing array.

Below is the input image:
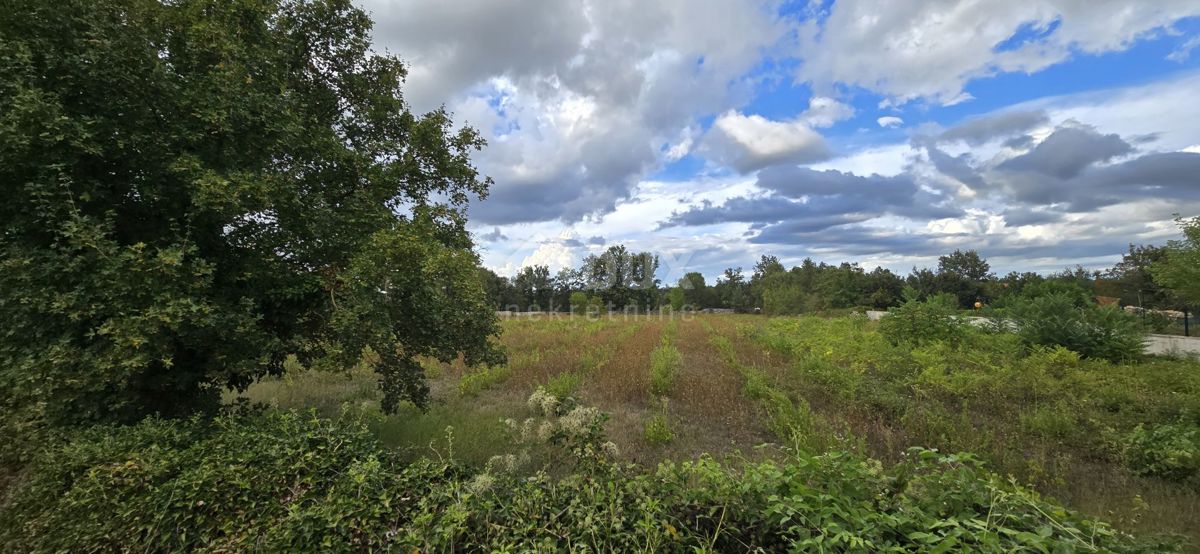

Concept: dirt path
[[665, 317, 772, 455]]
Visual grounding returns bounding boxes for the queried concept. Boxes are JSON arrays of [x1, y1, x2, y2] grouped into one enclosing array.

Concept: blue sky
[[359, 0, 1200, 282]]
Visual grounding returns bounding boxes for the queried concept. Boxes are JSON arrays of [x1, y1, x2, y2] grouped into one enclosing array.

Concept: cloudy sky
[[359, 0, 1200, 282]]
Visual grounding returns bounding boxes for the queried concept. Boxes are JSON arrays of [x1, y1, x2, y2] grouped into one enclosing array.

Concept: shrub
[[544, 372, 582, 400], [0, 412, 1173, 552], [569, 291, 589, 315], [879, 294, 968, 346], [1124, 422, 1200, 482], [649, 341, 682, 397], [1011, 292, 1146, 362], [644, 413, 676, 444], [458, 365, 513, 397]]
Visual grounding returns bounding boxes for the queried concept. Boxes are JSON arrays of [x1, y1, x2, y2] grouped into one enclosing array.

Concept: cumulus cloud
[[997, 123, 1132, 179], [361, 0, 793, 225], [798, 0, 1200, 105], [661, 166, 959, 237], [799, 96, 855, 128], [877, 116, 903, 128], [703, 111, 832, 173], [938, 110, 1051, 145], [360, 0, 1200, 276], [921, 118, 1200, 213]]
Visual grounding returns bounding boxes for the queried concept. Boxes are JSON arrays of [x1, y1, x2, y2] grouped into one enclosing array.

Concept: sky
[[357, 0, 1200, 283]]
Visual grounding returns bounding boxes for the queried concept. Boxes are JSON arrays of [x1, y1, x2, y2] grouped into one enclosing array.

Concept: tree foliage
[[1152, 216, 1200, 307], [580, 245, 659, 310], [0, 0, 502, 425]]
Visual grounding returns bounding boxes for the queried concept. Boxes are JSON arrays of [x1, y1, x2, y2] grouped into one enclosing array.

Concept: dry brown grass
[[663, 318, 771, 454]]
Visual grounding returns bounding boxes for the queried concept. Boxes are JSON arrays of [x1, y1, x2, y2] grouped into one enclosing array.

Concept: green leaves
[[1, 0, 500, 428], [2, 415, 1170, 552], [1152, 216, 1200, 307]]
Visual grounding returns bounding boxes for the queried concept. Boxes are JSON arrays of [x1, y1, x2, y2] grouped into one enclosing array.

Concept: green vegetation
[[649, 341, 682, 397], [0, 0, 502, 436], [544, 371, 583, 400], [643, 410, 677, 444], [1153, 216, 1200, 306], [1, 402, 1177, 553], [4, 0, 1200, 550], [1124, 422, 1200, 482], [1010, 292, 1147, 362]]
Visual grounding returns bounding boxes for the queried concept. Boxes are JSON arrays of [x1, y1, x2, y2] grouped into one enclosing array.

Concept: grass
[[230, 313, 1200, 545], [649, 341, 681, 397]]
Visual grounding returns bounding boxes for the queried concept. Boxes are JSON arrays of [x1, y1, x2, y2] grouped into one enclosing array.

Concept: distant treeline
[[480, 244, 1176, 314]]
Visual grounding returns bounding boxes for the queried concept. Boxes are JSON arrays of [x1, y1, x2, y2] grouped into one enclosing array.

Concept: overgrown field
[[223, 314, 1200, 544], [5, 314, 1199, 550]]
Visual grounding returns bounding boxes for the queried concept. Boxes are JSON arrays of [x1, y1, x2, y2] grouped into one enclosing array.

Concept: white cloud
[[521, 239, 577, 273], [360, 0, 792, 224], [798, 0, 1200, 105], [704, 111, 831, 173], [1167, 35, 1200, 62], [877, 116, 904, 128], [799, 96, 855, 128]]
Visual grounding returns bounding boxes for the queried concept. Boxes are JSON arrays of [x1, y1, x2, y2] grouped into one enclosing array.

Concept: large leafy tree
[[581, 245, 659, 310], [1152, 216, 1200, 307], [1105, 244, 1173, 308], [0, 0, 503, 426], [935, 249, 993, 307], [512, 265, 553, 311]]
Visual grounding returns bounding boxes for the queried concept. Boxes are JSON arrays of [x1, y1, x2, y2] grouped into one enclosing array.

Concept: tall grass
[[649, 341, 682, 397]]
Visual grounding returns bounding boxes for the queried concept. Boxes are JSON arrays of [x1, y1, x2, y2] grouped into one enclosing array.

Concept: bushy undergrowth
[[879, 293, 967, 347], [1010, 292, 1147, 363], [0, 407, 1174, 552], [752, 317, 1200, 489], [1124, 422, 1200, 483]]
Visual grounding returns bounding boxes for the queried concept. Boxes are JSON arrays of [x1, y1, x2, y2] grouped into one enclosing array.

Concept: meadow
[[236, 313, 1200, 545]]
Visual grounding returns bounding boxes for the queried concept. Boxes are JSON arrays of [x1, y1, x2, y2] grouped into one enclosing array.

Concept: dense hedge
[[0, 411, 1177, 552]]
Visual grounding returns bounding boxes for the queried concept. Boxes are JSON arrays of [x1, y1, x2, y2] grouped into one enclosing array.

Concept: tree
[[1107, 244, 1172, 308], [1152, 216, 1200, 306], [479, 268, 513, 310], [569, 291, 590, 315], [512, 265, 553, 311], [715, 268, 751, 312], [0, 0, 503, 426], [936, 250, 992, 307], [553, 267, 584, 312], [581, 245, 659, 310], [937, 250, 993, 282], [679, 272, 710, 309], [749, 255, 786, 309], [667, 287, 685, 311]]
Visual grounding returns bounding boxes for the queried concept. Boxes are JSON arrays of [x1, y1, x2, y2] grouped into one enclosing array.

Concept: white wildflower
[[467, 473, 495, 494], [537, 420, 556, 441], [487, 454, 518, 474], [601, 441, 620, 458], [527, 387, 558, 415], [559, 406, 600, 436]]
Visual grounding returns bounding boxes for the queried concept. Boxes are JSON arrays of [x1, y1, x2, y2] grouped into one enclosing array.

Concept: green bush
[[457, 364, 512, 397], [879, 294, 968, 346], [569, 291, 589, 315], [1011, 292, 1147, 362], [644, 413, 676, 444], [0, 412, 1174, 552], [544, 372, 582, 400], [1124, 422, 1200, 482], [649, 341, 682, 397]]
